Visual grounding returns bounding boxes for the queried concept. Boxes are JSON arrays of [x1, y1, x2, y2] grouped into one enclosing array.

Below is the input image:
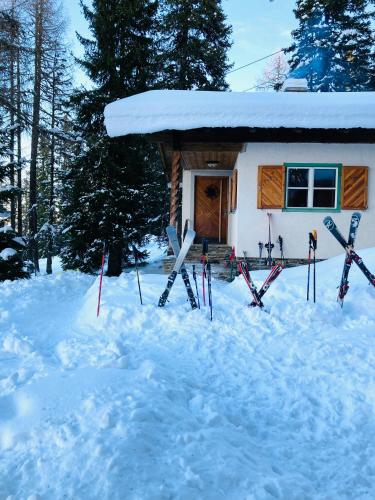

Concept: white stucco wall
[[233, 143, 375, 259]]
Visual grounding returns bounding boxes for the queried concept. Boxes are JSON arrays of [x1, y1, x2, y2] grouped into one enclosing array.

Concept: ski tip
[[323, 216, 334, 230]]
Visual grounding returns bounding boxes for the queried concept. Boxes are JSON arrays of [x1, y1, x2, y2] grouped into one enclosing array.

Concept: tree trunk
[[16, 45, 22, 236], [9, 4, 16, 230], [107, 243, 123, 276], [46, 50, 57, 275], [29, 0, 43, 272]]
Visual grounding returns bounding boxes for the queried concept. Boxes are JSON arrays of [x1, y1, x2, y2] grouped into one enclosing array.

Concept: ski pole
[[277, 235, 284, 263], [132, 244, 143, 305], [311, 230, 317, 303], [192, 264, 200, 309], [307, 233, 312, 301], [97, 241, 107, 317], [207, 261, 213, 321], [258, 241, 263, 268], [229, 246, 236, 281], [267, 213, 274, 268], [201, 239, 208, 306]]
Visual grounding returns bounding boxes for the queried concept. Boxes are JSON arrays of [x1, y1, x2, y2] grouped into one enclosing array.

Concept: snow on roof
[[104, 89, 375, 137], [281, 78, 308, 92]]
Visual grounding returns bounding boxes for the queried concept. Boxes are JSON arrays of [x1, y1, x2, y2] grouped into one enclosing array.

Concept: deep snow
[[1, 249, 375, 499]]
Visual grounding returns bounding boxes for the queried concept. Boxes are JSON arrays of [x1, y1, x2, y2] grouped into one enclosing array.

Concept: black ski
[[166, 225, 197, 310], [192, 264, 200, 309], [158, 229, 196, 308], [323, 213, 375, 304], [337, 213, 361, 305]]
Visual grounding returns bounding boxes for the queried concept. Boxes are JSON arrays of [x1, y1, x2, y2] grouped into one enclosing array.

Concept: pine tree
[[0, 3, 29, 236], [61, 0, 162, 275], [0, 120, 29, 280], [287, 0, 375, 91], [37, 39, 73, 274], [160, 0, 232, 89]]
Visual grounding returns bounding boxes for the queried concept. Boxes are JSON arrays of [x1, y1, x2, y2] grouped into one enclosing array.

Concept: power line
[[227, 50, 284, 75], [243, 81, 269, 92]]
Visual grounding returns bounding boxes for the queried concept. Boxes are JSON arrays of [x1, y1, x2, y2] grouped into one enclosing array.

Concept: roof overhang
[[104, 89, 375, 137], [104, 90, 375, 175]]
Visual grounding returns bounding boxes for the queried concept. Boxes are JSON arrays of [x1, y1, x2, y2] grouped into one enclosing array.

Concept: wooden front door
[[194, 176, 228, 243]]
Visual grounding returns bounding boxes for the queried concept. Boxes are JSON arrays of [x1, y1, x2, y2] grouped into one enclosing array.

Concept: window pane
[[287, 189, 308, 207], [313, 189, 336, 208], [314, 169, 336, 187], [288, 168, 309, 188]]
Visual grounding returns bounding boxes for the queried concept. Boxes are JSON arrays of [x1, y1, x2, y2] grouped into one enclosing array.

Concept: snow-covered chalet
[[104, 80, 375, 260]]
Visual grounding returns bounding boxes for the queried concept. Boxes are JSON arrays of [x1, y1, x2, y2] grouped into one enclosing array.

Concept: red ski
[[238, 261, 283, 308]]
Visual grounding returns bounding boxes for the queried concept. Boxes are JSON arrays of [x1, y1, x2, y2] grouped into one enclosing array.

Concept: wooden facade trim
[[169, 151, 181, 227], [147, 127, 375, 145]]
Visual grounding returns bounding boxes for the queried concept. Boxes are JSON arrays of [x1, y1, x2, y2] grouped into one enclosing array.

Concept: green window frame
[[283, 163, 342, 213]]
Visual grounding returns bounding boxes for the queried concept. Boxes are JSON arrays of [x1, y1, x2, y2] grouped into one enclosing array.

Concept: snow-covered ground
[[1, 249, 375, 499]]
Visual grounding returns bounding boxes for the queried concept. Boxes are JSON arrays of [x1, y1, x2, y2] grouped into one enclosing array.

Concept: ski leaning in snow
[[324, 213, 360, 305], [166, 226, 197, 309], [192, 264, 200, 309], [250, 264, 283, 307], [336, 213, 360, 306], [323, 213, 375, 305], [238, 261, 283, 309], [238, 261, 263, 307], [158, 228, 197, 309]]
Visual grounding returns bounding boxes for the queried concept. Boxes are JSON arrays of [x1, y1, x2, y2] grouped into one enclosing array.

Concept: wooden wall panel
[[230, 169, 238, 212], [341, 166, 368, 210], [257, 165, 285, 209]]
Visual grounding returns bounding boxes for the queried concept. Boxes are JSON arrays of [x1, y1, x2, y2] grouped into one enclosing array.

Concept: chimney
[[282, 78, 308, 92]]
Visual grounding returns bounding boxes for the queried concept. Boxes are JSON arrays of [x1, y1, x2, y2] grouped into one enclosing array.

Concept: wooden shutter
[[230, 169, 238, 212], [257, 165, 285, 209], [341, 166, 368, 210]]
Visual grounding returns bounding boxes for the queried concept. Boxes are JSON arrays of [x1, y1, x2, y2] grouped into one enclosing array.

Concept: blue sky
[[64, 0, 298, 92]]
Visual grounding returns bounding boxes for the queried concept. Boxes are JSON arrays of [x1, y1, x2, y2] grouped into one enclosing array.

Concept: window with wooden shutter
[[257, 165, 285, 209], [230, 169, 238, 212], [341, 166, 368, 210]]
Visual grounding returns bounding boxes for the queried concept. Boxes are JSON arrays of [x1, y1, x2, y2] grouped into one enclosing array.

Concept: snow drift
[[0, 250, 375, 498]]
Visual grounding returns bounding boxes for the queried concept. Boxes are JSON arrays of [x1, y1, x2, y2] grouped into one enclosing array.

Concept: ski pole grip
[[310, 230, 317, 250]]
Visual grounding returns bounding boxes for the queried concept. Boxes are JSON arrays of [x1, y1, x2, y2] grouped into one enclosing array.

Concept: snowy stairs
[[163, 244, 232, 280], [162, 243, 317, 279], [186, 244, 232, 264]]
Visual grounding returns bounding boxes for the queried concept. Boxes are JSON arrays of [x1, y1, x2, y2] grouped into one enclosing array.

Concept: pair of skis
[[238, 260, 283, 309], [158, 226, 198, 309], [323, 212, 375, 306]]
